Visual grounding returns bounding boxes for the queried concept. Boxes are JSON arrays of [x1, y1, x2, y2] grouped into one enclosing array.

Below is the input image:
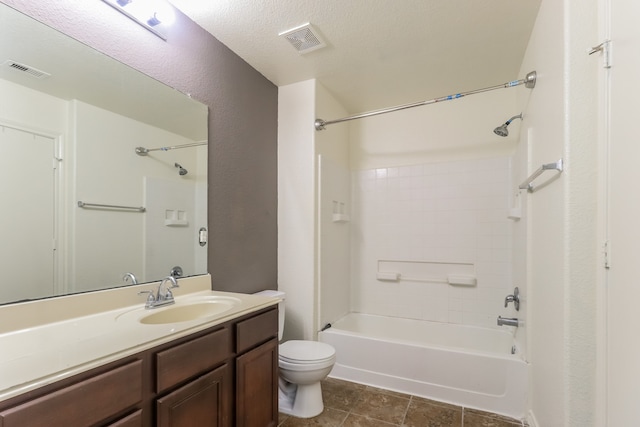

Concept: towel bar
[[519, 159, 563, 193], [77, 201, 146, 212]]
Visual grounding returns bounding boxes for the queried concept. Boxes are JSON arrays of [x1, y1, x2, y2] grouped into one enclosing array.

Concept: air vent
[[279, 23, 327, 54], [2, 60, 51, 79]]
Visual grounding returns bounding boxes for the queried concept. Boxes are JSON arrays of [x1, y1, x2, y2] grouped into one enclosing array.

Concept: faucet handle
[[157, 276, 179, 302], [163, 276, 179, 292], [504, 287, 520, 311], [138, 290, 156, 308]]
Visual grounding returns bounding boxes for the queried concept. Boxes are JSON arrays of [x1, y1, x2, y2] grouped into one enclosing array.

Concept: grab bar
[[519, 159, 563, 193], [77, 201, 146, 212]]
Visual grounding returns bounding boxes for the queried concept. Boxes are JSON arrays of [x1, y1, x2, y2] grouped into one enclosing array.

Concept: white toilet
[[255, 290, 336, 418]]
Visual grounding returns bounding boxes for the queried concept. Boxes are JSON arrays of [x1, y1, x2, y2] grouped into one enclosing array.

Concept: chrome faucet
[[138, 276, 179, 309], [504, 287, 520, 311], [122, 272, 138, 285], [497, 316, 519, 327]]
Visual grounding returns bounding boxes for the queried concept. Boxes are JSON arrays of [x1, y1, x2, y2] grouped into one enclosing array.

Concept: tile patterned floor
[[278, 378, 527, 427]]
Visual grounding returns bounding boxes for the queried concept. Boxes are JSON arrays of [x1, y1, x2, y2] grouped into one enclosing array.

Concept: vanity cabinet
[[235, 309, 279, 427], [0, 306, 278, 427]]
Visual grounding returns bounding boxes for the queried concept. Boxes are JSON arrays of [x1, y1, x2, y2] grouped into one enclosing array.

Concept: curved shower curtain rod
[[314, 71, 537, 131]]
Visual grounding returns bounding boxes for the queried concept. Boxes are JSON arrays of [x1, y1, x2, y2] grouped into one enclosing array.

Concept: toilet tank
[[253, 290, 285, 340]]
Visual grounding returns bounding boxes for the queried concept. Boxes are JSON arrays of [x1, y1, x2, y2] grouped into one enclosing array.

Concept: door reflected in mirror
[[0, 4, 208, 305]]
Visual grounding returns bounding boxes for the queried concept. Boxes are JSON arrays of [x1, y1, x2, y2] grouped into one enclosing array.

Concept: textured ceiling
[[169, 0, 541, 114]]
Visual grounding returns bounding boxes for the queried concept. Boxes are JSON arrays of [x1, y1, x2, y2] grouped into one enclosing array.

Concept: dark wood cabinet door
[[235, 338, 278, 427], [157, 364, 232, 427]]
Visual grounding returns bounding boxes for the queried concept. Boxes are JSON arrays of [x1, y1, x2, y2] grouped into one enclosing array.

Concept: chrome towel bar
[[519, 159, 563, 193], [77, 201, 146, 212]]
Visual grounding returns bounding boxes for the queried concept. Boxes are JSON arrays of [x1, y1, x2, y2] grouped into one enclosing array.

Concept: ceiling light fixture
[[102, 0, 175, 40]]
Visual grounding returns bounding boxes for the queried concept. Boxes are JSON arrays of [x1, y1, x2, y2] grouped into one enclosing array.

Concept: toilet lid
[[279, 340, 335, 364]]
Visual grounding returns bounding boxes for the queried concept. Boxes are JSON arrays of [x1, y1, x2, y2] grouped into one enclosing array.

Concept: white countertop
[[0, 275, 279, 402]]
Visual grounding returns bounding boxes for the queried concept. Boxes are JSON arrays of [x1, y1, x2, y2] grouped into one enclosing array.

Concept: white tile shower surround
[[351, 157, 516, 329]]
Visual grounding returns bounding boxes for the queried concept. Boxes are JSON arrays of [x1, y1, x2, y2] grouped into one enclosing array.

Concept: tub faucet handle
[[504, 287, 520, 311]]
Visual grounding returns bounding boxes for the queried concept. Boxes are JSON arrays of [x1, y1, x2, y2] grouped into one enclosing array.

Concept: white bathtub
[[318, 313, 528, 419]]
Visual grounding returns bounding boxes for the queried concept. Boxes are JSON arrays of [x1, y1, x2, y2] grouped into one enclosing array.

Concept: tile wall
[[350, 156, 516, 328]]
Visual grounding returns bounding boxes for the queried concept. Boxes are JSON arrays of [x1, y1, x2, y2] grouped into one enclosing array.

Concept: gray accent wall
[[2, 0, 278, 293]]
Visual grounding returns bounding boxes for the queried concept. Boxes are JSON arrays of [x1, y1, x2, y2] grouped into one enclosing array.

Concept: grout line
[[401, 395, 413, 425]]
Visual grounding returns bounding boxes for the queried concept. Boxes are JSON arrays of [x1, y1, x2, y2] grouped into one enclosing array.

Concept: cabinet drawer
[[0, 359, 142, 427], [236, 308, 278, 354], [156, 327, 231, 393]]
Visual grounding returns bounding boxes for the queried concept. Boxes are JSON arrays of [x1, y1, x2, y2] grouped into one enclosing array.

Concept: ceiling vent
[[279, 23, 327, 54], [2, 60, 51, 79]]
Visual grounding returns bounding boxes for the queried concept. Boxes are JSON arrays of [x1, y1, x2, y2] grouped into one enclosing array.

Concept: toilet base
[[278, 381, 324, 418]]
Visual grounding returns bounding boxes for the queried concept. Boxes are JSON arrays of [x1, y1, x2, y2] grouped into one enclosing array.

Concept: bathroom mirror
[[0, 4, 208, 305]]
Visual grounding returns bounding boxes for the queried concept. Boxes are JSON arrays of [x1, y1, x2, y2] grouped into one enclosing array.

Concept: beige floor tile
[[404, 397, 463, 427], [363, 385, 411, 399], [323, 377, 367, 412], [280, 378, 522, 427], [278, 412, 290, 426], [279, 408, 349, 427], [351, 388, 410, 425], [342, 412, 399, 426], [463, 411, 522, 427]]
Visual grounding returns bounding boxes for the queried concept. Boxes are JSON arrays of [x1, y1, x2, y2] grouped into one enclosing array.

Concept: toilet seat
[[279, 340, 336, 364]]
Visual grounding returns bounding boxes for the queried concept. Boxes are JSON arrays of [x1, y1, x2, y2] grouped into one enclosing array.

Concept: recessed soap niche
[[165, 209, 189, 226], [332, 200, 350, 223]]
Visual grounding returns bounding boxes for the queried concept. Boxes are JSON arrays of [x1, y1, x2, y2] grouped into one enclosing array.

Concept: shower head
[[175, 163, 188, 176], [493, 114, 523, 137]]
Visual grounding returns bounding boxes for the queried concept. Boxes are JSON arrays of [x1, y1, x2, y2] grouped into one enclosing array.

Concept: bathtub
[[318, 313, 527, 419]]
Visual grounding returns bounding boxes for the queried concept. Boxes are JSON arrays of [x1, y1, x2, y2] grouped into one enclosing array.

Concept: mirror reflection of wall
[[0, 4, 208, 305]]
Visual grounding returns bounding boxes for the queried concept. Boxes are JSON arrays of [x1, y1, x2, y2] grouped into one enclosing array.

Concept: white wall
[[606, 0, 640, 424], [278, 80, 317, 340], [0, 79, 67, 133], [349, 89, 520, 171], [517, 0, 599, 425]]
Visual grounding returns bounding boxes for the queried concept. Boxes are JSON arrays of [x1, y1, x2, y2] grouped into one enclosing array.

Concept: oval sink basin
[[139, 297, 239, 325]]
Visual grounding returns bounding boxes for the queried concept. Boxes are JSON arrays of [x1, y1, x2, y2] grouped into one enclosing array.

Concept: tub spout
[[497, 316, 519, 327]]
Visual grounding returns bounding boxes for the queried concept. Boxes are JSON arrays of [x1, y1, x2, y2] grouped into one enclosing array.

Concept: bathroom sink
[[119, 295, 242, 325]]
